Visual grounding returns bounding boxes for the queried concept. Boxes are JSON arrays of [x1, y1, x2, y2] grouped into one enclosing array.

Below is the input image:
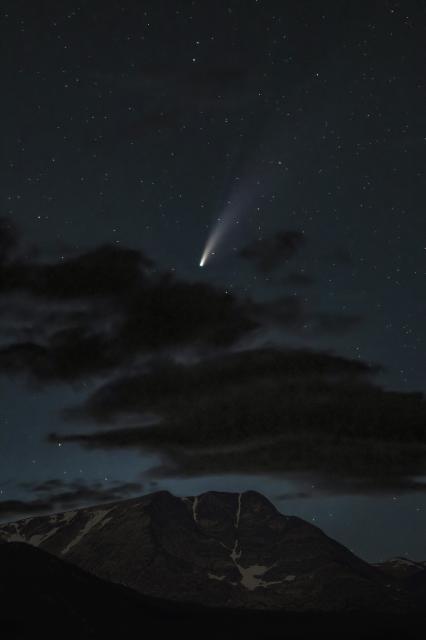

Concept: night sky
[[1, 1, 425, 562]]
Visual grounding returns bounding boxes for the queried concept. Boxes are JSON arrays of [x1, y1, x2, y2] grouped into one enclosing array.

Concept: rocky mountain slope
[[2, 542, 423, 640], [374, 557, 426, 601], [374, 557, 426, 580], [0, 490, 414, 612]]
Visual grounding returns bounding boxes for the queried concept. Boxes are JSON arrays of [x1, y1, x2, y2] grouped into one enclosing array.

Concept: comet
[[199, 214, 233, 268], [199, 224, 223, 267], [198, 114, 279, 268], [199, 186, 251, 268]]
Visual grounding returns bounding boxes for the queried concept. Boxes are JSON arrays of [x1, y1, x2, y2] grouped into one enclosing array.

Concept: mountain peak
[[0, 490, 411, 612]]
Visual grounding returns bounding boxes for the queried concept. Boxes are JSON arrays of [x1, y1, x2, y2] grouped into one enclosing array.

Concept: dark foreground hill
[[0, 542, 424, 640], [0, 490, 412, 612]]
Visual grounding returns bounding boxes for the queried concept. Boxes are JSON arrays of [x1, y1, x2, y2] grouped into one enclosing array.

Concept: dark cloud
[[0, 219, 362, 386], [21, 479, 66, 493], [34, 479, 143, 506], [240, 230, 305, 273], [0, 499, 53, 520], [63, 347, 377, 424], [0, 231, 257, 382], [1, 244, 152, 300], [0, 480, 143, 521], [305, 474, 426, 496], [51, 417, 426, 494], [275, 473, 426, 500], [3, 222, 416, 492], [49, 346, 426, 490], [0, 332, 118, 383], [117, 276, 257, 352]]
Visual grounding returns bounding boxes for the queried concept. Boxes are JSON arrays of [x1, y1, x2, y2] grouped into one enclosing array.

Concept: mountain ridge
[[0, 490, 416, 612]]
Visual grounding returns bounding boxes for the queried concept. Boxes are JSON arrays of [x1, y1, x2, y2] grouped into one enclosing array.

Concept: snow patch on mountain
[[208, 572, 226, 582], [238, 564, 282, 590], [235, 492, 242, 529], [61, 509, 112, 555], [192, 496, 199, 522]]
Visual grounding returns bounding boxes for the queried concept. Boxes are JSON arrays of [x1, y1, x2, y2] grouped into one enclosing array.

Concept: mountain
[[0, 490, 414, 612], [375, 557, 426, 601], [1, 542, 423, 640], [374, 557, 426, 580]]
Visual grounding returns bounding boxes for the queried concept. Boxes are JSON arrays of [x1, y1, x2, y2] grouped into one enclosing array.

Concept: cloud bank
[[1, 218, 425, 495]]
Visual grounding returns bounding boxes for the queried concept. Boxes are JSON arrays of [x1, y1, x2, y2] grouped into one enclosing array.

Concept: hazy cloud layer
[[0, 220, 360, 384], [1, 220, 425, 493], [0, 480, 143, 520], [51, 347, 426, 491], [0, 222, 257, 382]]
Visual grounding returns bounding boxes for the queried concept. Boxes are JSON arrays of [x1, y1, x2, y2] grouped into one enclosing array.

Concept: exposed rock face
[[374, 557, 426, 580], [374, 557, 426, 601], [0, 490, 411, 611]]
